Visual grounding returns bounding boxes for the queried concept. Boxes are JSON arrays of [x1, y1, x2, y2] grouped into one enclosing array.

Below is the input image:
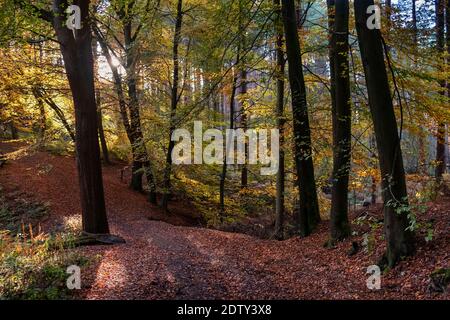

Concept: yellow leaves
[[357, 167, 379, 180]]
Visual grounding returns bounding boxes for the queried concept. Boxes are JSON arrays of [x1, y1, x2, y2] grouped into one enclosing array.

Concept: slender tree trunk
[[412, 0, 417, 44], [447, 0, 450, 173], [52, 0, 109, 234], [92, 38, 110, 165], [385, 0, 392, 20], [9, 120, 18, 139], [94, 19, 156, 202], [435, 0, 447, 183], [125, 21, 144, 191], [328, 0, 351, 242], [274, 0, 285, 240], [32, 87, 76, 142], [412, 0, 427, 175], [281, 0, 320, 237], [38, 98, 46, 141], [37, 43, 46, 142], [240, 69, 248, 188], [219, 72, 239, 216], [96, 91, 110, 164], [369, 134, 378, 204], [161, 0, 183, 212], [355, 0, 414, 268]]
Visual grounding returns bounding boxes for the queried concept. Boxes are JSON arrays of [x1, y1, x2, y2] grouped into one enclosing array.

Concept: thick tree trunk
[[52, 0, 109, 234], [161, 0, 183, 212], [281, 0, 320, 236], [328, 0, 351, 242], [274, 0, 285, 240], [354, 0, 414, 268]]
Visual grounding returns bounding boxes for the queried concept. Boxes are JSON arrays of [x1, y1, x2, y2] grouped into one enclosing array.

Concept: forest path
[[0, 140, 448, 299]]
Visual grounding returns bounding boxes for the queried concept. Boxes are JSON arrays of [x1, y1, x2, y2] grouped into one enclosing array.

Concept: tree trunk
[[240, 69, 248, 189], [9, 120, 18, 139], [219, 72, 239, 216], [52, 0, 109, 234], [123, 20, 156, 200], [161, 0, 183, 213], [37, 43, 46, 142], [328, 0, 351, 242], [447, 0, 450, 174], [32, 87, 76, 142], [354, 0, 414, 268], [96, 90, 110, 165], [412, 0, 417, 44], [94, 17, 156, 202], [435, 0, 447, 183], [38, 98, 46, 141], [369, 134, 378, 204], [274, 0, 285, 240], [281, 0, 320, 237], [412, 0, 427, 175], [92, 37, 110, 165]]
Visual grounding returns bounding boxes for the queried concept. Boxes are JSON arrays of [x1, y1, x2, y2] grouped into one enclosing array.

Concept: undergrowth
[[0, 188, 88, 300]]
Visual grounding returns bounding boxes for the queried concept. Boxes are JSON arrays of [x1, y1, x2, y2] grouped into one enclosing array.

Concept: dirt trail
[[0, 140, 448, 299]]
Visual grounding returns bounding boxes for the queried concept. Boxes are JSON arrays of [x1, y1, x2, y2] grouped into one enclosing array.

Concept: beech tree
[[282, 0, 320, 236], [327, 0, 351, 242], [93, 0, 158, 202], [161, 0, 184, 212], [435, 0, 447, 183], [355, 0, 414, 267], [15, 0, 110, 234], [274, 0, 286, 240]]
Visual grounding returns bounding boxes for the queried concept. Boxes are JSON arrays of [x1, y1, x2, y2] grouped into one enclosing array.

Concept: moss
[[431, 268, 450, 281], [429, 268, 450, 293]]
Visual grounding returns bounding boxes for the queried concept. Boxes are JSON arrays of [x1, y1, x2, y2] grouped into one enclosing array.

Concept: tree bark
[[52, 0, 109, 234], [219, 72, 239, 217], [32, 87, 76, 142], [274, 0, 285, 240], [281, 0, 320, 237], [435, 0, 447, 183], [240, 69, 248, 189], [354, 0, 414, 268], [9, 120, 18, 139], [412, 0, 428, 175], [92, 37, 110, 165], [36, 43, 46, 142], [122, 14, 157, 201], [96, 90, 110, 165], [94, 13, 157, 203], [328, 0, 351, 242], [161, 0, 183, 212]]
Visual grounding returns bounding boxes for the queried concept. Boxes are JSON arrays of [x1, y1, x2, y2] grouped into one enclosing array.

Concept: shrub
[[0, 231, 88, 300]]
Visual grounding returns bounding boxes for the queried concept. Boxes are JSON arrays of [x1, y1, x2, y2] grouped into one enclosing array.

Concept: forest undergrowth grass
[[0, 188, 89, 300]]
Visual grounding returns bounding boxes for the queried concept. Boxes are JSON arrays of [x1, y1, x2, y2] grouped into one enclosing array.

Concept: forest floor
[[0, 139, 449, 300]]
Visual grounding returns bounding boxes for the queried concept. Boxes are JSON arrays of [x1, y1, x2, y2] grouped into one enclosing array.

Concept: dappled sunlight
[[0, 0, 449, 302]]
